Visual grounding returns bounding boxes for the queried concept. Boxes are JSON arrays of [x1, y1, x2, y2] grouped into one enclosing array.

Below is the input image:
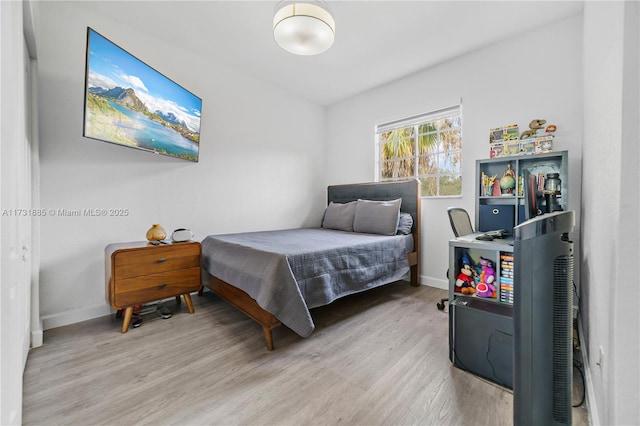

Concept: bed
[[201, 179, 421, 350]]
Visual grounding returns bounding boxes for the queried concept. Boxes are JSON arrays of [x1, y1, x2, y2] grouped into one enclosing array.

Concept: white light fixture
[[273, 1, 335, 56]]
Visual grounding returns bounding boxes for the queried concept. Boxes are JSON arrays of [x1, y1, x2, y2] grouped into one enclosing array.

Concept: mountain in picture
[[86, 85, 200, 150], [154, 110, 188, 130], [90, 86, 148, 115]]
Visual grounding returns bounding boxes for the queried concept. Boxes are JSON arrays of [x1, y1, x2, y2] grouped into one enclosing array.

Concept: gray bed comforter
[[201, 227, 412, 337]]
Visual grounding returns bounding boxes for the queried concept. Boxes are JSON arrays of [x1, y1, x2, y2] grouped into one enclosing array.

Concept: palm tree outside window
[[376, 105, 462, 197]]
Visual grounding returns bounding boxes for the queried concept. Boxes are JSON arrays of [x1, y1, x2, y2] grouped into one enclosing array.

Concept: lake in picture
[[109, 102, 198, 160]]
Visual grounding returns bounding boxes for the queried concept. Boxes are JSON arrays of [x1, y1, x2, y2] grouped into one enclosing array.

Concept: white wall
[[326, 16, 584, 289], [34, 1, 327, 328], [582, 1, 640, 425]]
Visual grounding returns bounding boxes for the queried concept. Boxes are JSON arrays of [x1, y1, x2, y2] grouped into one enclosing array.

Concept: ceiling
[[76, 1, 584, 106]]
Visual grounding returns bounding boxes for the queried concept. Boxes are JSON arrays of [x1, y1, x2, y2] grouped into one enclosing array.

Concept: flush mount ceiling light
[[273, 1, 335, 56]]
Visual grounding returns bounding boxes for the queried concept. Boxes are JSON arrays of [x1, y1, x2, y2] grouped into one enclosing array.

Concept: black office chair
[[447, 207, 474, 238], [437, 207, 474, 310]]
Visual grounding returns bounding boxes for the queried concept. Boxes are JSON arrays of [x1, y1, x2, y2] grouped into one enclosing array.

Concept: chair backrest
[[447, 207, 474, 237]]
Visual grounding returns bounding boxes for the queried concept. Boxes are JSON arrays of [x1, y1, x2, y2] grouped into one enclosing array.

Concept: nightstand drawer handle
[[157, 258, 167, 263], [157, 283, 167, 289]]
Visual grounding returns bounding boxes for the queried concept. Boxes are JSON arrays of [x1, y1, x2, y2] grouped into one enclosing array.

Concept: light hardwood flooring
[[23, 284, 589, 425]]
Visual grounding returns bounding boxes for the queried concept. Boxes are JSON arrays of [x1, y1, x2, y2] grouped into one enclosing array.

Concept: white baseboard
[[41, 303, 111, 330], [30, 329, 43, 348], [421, 274, 448, 290], [579, 319, 600, 425]]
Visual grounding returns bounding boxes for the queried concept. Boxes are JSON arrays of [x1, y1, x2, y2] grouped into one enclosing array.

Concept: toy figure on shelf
[[475, 257, 497, 298], [500, 163, 516, 194], [455, 253, 476, 295], [520, 119, 547, 139], [492, 178, 502, 196], [545, 124, 557, 135]]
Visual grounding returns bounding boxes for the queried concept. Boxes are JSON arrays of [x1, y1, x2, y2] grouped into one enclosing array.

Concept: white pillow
[[353, 198, 402, 235], [321, 201, 357, 232]]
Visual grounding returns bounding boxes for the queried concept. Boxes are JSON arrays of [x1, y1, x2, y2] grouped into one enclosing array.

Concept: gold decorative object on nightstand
[[145, 224, 167, 241]]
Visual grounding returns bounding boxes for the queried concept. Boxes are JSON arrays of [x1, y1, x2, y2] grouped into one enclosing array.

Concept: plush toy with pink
[[475, 257, 497, 298]]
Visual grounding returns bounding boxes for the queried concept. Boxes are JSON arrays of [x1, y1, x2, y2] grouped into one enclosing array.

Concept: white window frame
[[375, 105, 462, 198]]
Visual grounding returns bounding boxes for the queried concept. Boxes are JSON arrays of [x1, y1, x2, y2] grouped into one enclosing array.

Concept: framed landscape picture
[[83, 27, 202, 162]]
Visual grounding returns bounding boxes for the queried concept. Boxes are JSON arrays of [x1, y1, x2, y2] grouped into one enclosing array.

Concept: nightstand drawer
[[114, 267, 201, 307], [114, 245, 200, 279]]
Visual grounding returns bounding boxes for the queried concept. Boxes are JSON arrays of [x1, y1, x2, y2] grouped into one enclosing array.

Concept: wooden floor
[[23, 284, 589, 425]]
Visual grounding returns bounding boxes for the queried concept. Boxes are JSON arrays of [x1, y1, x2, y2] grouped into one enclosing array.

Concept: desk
[[448, 234, 514, 305], [448, 235, 515, 388]]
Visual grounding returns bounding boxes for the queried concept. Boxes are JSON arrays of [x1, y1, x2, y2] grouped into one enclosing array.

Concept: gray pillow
[[321, 201, 357, 231], [353, 198, 402, 235], [396, 212, 414, 235]]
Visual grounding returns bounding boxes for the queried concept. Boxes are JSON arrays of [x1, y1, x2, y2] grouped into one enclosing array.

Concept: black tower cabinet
[[513, 211, 574, 426]]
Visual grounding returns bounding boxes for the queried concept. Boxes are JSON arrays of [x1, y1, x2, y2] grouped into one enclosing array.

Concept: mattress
[[202, 227, 413, 337]]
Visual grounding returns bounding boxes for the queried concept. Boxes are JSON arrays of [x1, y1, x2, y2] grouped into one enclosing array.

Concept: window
[[375, 105, 462, 197]]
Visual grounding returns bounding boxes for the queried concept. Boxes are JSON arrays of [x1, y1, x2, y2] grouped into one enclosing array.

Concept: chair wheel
[[436, 302, 445, 311]]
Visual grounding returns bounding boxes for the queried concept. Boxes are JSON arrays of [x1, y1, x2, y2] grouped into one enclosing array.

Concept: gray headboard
[[327, 179, 421, 285], [327, 179, 420, 235]]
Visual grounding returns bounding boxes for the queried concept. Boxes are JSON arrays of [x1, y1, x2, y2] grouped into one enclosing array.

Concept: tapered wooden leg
[[183, 293, 195, 314], [263, 326, 274, 351], [175, 296, 181, 304], [121, 307, 134, 333]]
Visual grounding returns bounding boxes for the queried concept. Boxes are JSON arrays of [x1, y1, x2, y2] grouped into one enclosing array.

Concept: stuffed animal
[[455, 262, 476, 295], [476, 257, 496, 298]]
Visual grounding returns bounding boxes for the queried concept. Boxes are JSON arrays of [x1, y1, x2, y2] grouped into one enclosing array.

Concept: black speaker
[[513, 211, 574, 426]]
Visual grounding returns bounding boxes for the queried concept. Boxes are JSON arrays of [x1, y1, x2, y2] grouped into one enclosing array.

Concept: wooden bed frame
[[203, 179, 421, 351]]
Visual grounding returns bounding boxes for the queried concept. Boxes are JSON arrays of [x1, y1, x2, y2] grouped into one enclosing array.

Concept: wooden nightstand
[[105, 241, 201, 332]]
